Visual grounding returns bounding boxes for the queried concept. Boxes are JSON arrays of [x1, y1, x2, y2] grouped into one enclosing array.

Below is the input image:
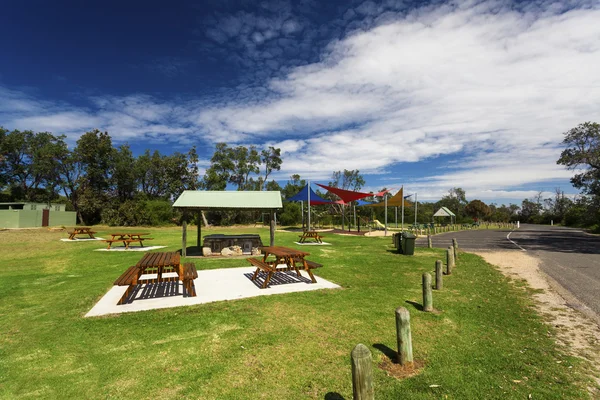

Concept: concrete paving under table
[[85, 266, 340, 317]]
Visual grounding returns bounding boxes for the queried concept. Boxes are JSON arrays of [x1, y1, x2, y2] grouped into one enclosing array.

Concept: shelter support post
[[270, 210, 275, 246], [197, 210, 201, 249], [182, 215, 187, 257]]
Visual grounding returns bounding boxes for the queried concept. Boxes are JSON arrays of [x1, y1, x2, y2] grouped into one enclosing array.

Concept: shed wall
[[19, 210, 42, 227], [0, 211, 20, 228], [49, 211, 76, 227]]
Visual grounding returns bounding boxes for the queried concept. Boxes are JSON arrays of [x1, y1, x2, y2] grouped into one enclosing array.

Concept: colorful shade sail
[[366, 187, 412, 207], [315, 183, 372, 203], [287, 184, 333, 205]]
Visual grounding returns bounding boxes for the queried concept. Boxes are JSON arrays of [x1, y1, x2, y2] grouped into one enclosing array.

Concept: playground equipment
[[372, 219, 386, 229]]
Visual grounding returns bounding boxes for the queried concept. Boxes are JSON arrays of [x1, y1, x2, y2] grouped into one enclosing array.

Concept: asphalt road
[[416, 224, 600, 322]]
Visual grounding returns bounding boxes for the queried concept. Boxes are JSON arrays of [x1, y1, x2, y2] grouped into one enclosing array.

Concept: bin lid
[[402, 233, 416, 238]]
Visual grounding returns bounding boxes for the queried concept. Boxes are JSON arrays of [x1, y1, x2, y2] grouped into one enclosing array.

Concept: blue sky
[[1, 0, 599, 204]]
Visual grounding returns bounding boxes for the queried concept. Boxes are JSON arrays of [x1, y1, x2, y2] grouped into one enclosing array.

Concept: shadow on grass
[[385, 249, 403, 255], [405, 300, 423, 311], [324, 392, 345, 400], [373, 343, 397, 361]]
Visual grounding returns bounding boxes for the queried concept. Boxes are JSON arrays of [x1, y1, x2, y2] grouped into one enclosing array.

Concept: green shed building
[[0, 202, 76, 228]]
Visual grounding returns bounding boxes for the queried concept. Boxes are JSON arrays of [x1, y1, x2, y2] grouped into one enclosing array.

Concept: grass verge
[[0, 226, 595, 399]]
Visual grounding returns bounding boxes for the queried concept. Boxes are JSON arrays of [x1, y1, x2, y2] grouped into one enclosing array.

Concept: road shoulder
[[472, 250, 600, 393]]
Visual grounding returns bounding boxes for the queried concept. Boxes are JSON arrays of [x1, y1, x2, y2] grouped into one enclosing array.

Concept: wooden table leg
[[118, 284, 135, 304], [262, 271, 274, 288], [290, 257, 301, 277], [302, 259, 317, 283], [307, 269, 317, 283]]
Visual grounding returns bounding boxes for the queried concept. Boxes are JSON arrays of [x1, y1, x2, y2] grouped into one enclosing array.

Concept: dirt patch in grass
[[379, 356, 425, 379], [472, 250, 600, 393]]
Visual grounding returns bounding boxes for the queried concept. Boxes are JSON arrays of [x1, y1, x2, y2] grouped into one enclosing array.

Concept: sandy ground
[[473, 251, 600, 391]]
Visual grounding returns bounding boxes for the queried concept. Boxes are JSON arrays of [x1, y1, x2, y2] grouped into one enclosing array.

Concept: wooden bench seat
[[183, 262, 198, 297], [303, 260, 323, 269], [247, 257, 278, 288], [114, 266, 142, 304]]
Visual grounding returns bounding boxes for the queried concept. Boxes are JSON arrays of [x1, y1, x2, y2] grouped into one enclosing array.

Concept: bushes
[[101, 199, 176, 226]]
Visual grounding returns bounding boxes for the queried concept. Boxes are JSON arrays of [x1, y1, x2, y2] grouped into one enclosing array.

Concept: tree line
[[1, 122, 598, 230], [518, 122, 600, 231]]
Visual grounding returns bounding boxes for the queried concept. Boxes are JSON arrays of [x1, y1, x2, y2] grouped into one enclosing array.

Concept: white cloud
[[196, 1, 599, 195]]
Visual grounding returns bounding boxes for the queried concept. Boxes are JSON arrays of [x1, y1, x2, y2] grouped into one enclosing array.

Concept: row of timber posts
[[351, 307, 414, 400], [350, 239, 459, 399]]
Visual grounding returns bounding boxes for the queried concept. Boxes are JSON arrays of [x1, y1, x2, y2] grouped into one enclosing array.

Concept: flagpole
[[401, 185, 404, 232], [307, 181, 311, 231]]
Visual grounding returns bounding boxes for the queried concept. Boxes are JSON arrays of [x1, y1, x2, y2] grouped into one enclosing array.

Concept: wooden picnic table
[[245, 246, 322, 288], [104, 232, 153, 249], [67, 227, 97, 240], [113, 251, 197, 304], [298, 230, 324, 243]]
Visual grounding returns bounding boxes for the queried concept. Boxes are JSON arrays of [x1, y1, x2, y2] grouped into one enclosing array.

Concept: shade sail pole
[[414, 193, 418, 225], [384, 193, 388, 236], [301, 200, 304, 230], [401, 185, 404, 232], [307, 181, 311, 231]]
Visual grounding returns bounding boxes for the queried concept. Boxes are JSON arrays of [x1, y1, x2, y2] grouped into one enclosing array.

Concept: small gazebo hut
[[173, 191, 283, 256], [433, 206, 456, 225]]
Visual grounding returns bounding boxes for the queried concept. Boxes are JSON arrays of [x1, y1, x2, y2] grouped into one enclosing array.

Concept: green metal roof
[[433, 207, 456, 217], [172, 191, 282, 209]]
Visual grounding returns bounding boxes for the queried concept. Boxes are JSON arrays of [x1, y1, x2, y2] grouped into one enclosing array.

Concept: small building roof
[[172, 191, 283, 209], [433, 207, 456, 217]]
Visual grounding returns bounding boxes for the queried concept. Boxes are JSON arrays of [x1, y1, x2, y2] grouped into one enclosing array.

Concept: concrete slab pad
[[293, 242, 332, 246], [94, 245, 167, 252], [61, 238, 105, 242], [85, 266, 340, 317]]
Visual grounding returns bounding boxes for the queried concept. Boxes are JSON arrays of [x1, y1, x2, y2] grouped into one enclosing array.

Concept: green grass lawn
[[0, 226, 595, 399]]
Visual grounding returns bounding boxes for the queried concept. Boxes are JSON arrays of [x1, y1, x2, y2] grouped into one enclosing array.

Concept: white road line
[[507, 231, 526, 251]]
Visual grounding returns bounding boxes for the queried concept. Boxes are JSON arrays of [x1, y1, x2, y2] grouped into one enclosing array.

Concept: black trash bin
[[393, 233, 402, 253], [401, 232, 416, 255]]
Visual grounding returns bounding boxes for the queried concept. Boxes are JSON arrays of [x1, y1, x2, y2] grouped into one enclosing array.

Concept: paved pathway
[[416, 224, 600, 321]]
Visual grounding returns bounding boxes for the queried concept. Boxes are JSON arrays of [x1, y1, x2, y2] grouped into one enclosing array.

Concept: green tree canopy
[[557, 122, 600, 196], [465, 199, 490, 220]]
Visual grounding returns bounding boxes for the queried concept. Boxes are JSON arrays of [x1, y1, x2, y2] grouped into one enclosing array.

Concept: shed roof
[[433, 206, 456, 217], [172, 191, 282, 209]]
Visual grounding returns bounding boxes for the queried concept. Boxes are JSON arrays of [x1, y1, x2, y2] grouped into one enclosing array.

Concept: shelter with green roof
[[433, 206, 456, 224], [172, 191, 283, 256]]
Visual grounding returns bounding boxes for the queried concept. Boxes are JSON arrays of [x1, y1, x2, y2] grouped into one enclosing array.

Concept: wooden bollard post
[[351, 344, 374, 400], [435, 260, 443, 290], [446, 247, 454, 274], [395, 307, 413, 366], [427, 234, 432, 248], [422, 273, 433, 312], [452, 238, 458, 261]]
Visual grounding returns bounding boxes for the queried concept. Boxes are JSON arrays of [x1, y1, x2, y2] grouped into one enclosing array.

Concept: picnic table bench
[[114, 251, 197, 304], [247, 246, 323, 288], [67, 227, 97, 240], [298, 231, 324, 243], [104, 232, 153, 249]]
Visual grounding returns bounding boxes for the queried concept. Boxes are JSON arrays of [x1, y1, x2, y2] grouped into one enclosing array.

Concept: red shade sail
[[316, 183, 373, 203]]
